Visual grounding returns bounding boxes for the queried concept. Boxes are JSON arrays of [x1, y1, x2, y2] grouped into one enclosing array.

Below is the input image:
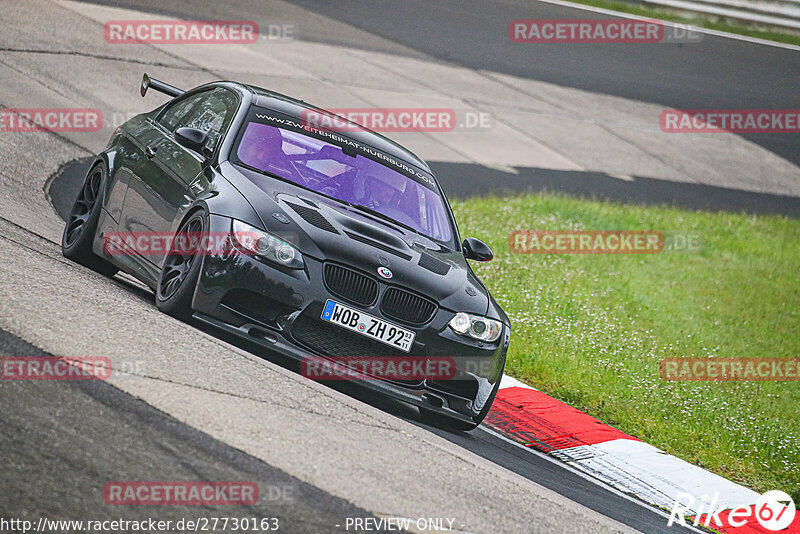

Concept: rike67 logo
[[669, 490, 796, 531], [755, 491, 797, 531]]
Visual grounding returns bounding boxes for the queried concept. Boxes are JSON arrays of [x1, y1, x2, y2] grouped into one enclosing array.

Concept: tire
[[155, 210, 207, 321], [61, 162, 119, 277], [419, 376, 503, 432]]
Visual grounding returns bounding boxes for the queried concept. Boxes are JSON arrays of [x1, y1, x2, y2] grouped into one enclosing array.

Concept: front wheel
[[155, 210, 207, 321], [61, 162, 118, 277]]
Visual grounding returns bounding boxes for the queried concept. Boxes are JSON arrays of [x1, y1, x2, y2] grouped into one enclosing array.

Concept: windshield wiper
[[234, 161, 319, 194]]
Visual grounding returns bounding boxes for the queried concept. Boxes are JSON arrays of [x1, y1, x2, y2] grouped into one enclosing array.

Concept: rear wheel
[[155, 210, 207, 321], [61, 162, 118, 276]]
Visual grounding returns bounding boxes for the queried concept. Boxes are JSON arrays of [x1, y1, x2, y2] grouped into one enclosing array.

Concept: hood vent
[[418, 253, 450, 275], [344, 230, 412, 261], [285, 201, 339, 234]]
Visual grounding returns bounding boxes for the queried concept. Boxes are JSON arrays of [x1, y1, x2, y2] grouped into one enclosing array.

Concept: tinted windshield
[[234, 120, 453, 244]]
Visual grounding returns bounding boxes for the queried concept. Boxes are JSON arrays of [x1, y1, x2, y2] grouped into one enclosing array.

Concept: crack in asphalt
[[111, 370, 398, 432], [0, 46, 201, 71], [338, 47, 579, 166], [0, 103, 96, 156], [478, 71, 698, 182], [40, 2, 224, 78], [0, 218, 70, 264], [0, 54, 85, 105]]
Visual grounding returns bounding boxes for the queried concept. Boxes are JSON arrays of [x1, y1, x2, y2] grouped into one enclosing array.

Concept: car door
[[119, 88, 238, 273], [152, 87, 239, 234]]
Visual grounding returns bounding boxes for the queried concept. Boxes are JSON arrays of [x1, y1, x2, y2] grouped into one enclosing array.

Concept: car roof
[[229, 83, 432, 173]]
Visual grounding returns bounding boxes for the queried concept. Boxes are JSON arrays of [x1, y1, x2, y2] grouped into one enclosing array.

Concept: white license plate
[[320, 299, 415, 352]]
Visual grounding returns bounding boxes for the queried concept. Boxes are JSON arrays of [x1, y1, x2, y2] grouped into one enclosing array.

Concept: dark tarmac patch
[[50, 157, 800, 221], [430, 161, 800, 217], [0, 328, 395, 533]]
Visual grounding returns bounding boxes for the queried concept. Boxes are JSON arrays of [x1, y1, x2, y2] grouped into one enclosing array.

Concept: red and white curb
[[485, 375, 799, 533]]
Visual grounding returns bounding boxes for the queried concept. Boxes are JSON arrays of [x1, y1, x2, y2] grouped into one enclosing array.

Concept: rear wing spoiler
[[140, 73, 184, 98]]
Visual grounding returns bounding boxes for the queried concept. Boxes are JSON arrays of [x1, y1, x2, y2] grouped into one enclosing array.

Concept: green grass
[[452, 193, 800, 501], [558, 0, 800, 46]]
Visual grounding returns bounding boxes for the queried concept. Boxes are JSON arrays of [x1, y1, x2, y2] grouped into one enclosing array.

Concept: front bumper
[[191, 215, 508, 422]]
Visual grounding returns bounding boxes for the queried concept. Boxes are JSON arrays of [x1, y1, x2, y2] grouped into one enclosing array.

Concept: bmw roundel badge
[[377, 266, 393, 279]]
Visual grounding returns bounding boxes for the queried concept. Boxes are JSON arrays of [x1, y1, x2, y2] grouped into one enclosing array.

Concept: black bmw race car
[[62, 74, 510, 430]]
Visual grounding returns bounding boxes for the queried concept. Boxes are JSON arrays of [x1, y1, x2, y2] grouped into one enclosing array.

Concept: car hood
[[221, 163, 491, 316]]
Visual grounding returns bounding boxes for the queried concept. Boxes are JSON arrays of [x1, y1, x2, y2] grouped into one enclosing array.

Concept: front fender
[[168, 165, 263, 238]]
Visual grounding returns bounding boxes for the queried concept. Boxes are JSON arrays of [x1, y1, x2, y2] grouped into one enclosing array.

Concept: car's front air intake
[[380, 287, 437, 325], [291, 314, 424, 386], [323, 263, 379, 306]]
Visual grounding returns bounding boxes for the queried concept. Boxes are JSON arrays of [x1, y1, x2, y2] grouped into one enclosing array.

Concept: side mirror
[[463, 237, 493, 262], [174, 127, 209, 157]]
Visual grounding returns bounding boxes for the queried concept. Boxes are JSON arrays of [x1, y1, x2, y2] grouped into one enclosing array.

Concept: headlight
[[448, 312, 502, 342], [232, 219, 304, 269]]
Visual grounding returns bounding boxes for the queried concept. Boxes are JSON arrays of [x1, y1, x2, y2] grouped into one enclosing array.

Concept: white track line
[[558, 440, 760, 514], [490, 381, 762, 524], [478, 425, 709, 533], [532, 0, 800, 50], [499, 373, 538, 390]]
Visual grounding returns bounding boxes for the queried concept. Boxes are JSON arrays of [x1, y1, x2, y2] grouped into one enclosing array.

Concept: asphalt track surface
[[286, 0, 800, 167], [85, 0, 800, 166]]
